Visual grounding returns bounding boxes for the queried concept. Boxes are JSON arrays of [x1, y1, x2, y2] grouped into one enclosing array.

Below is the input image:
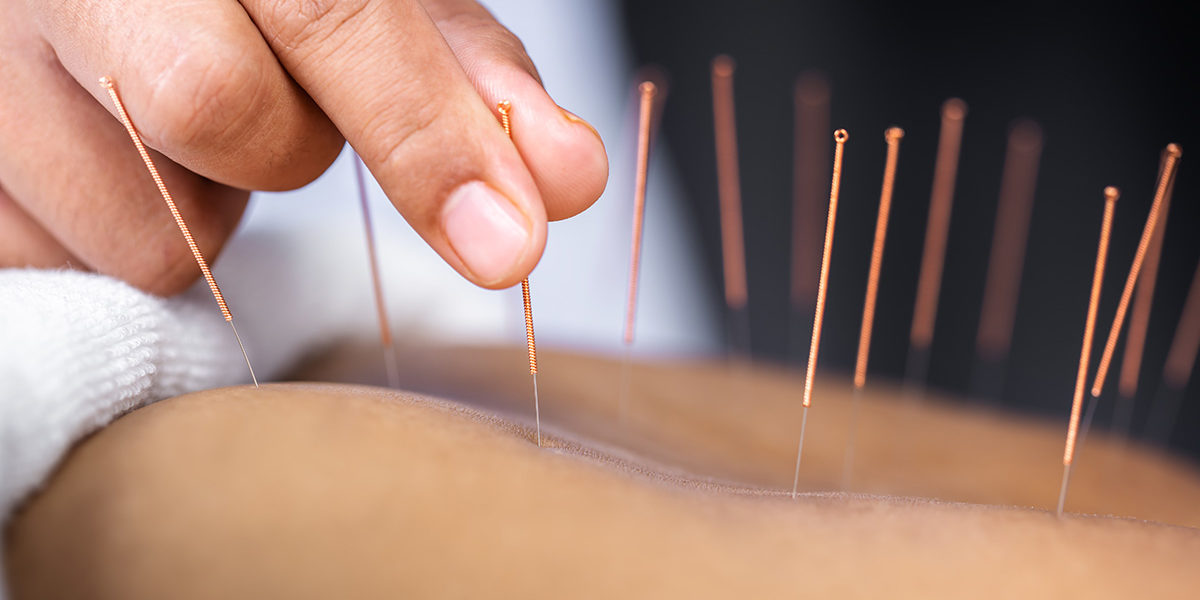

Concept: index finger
[[243, 0, 548, 289]]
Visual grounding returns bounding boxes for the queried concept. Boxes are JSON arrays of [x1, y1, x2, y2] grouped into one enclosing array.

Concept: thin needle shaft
[[845, 127, 902, 488], [1091, 144, 1182, 397], [711, 56, 750, 354], [1117, 149, 1178, 401], [229, 321, 258, 387], [526, 277, 541, 447], [624, 81, 657, 347], [532, 372, 541, 446], [791, 405, 810, 499], [907, 99, 968, 387], [792, 129, 848, 499], [976, 119, 1043, 362], [99, 76, 258, 388], [352, 152, 400, 388], [619, 81, 658, 419], [498, 100, 541, 446], [1059, 186, 1119, 517], [790, 72, 831, 359], [854, 127, 904, 389]]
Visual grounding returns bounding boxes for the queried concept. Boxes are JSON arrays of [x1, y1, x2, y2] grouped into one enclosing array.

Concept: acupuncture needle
[[633, 64, 670, 149], [1080, 146, 1180, 451], [1112, 148, 1178, 434], [844, 126, 903, 489], [99, 76, 258, 388], [792, 128, 848, 499], [497, 100, 542, 447], [1090, 144, 1182, 398], [789, 72, 831, 360], [906, 98, 968, 391], [619, 81, 658, 423], [1058, 186, 1119, 517], [351, 151, 400, 388], [711, 55, 751, 357], [971, 119, 1043, 402]]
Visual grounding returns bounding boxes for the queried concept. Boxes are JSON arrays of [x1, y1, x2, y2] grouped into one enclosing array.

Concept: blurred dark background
[[619, 1, 1200, 460]]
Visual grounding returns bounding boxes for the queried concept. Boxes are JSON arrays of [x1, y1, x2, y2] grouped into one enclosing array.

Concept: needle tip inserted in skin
[[1059, 186, 1118, 517], [532, 371, 541, 447], [792, 129, 848, 498], [499, 99, 541, 447], [100, 75, 259, 388], [791, 405, 810, 499], [351, 152, 400, 389]]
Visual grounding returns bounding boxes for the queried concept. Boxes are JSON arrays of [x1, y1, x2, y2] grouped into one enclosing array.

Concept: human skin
[[7, 349, 1200, 598], [303, 344, 1200, 526], [0, 0, 608, 294]]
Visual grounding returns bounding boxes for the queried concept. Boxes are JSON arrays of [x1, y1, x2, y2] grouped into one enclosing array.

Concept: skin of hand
[[0, 0, 609, 295]]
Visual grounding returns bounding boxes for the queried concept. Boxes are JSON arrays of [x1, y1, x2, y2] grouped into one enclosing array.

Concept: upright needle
[[1058, 186, 1119, 517], [351, 152, 400, 388], [792, 129, 848, 499], [845, 127, 903, 487], [711, 55, 750, 356], [620, 81, 658, 421], [1091, 144, 1182, 398], [1113, 148, 1179, 433], [790, 72, 831, 360], [907, 98, 968, 390], [972, 119, 1043, 402], [99, 76, 258, 388], [498, 100, 542, 447]]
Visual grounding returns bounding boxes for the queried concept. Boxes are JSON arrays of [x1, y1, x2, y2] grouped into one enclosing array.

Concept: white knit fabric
[[0, 268, 244, 525]]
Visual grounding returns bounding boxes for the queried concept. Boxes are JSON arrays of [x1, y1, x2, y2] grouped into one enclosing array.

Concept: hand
[[0, 0, 608, 294]]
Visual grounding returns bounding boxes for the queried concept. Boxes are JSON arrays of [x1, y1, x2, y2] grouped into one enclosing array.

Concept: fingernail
[[560, 107, 603, 142], [443, 181, 531, 285]]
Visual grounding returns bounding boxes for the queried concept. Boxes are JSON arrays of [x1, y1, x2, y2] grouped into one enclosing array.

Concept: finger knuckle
[[363, 95, 468, 225], [142, 45, 268, 153], [259, 0, 374, 51], [369, 92, 450, 171]]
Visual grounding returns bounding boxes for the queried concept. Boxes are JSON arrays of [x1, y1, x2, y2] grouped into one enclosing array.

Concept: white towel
[[0, 268, 257, 599], [0, 268, 246, 521]]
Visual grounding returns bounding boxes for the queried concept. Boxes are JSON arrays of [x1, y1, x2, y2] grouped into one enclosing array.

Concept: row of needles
[[100, 61, 1197, 521], [99, 74, 538, 447], [697, 58, 1193, 512]]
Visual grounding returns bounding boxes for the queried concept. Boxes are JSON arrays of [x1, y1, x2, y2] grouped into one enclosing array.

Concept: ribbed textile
[[0, 268, 243, 524]]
